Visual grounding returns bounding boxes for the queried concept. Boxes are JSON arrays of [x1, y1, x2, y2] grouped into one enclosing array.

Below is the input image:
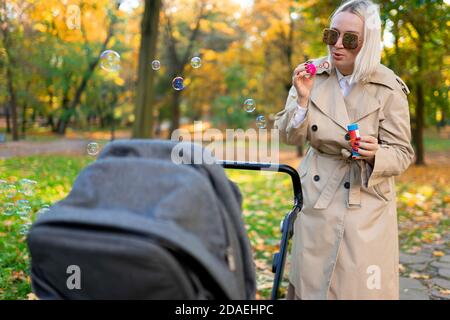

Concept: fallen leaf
[[439, 289, 450, 296], [409, 272, 430, 280], [27, 292, 38, 300], [433, 251, 445, 257], [3, 220, 13, 227]]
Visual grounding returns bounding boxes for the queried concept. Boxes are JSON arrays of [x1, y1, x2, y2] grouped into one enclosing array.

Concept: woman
[[274, 0, 415, 300]]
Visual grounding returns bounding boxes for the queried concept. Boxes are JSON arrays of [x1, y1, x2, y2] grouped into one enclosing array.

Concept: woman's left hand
[[349, 135, 379, 165]]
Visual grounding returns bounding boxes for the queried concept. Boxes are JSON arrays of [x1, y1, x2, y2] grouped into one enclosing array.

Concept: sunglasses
[[322, 28, 361, 50]]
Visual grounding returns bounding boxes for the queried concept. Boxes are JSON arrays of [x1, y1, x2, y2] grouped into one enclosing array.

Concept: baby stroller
[[27, 140, 302, 300]]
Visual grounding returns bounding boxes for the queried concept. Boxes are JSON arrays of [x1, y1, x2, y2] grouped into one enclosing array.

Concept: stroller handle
[[217, 160, 303, 300], [216, 161, 303, 209]]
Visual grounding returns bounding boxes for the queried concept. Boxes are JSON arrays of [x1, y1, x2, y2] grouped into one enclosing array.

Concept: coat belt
[[310, 147, 364, 209]]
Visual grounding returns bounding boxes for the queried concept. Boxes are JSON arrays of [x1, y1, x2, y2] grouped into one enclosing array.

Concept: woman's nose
[[334, 35, 344, 49]]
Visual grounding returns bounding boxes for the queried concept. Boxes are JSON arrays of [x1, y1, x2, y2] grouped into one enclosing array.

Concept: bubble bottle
[[347, 123, 361, 157]]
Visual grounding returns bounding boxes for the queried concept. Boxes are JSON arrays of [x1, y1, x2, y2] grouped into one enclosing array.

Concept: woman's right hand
[[292, 63, 316, 107]]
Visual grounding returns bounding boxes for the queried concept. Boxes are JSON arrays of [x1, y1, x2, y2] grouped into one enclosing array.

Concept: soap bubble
[[4, 184, 17, 198], [243, 99, 256, 113], [172, 77, 185, 91], [151, 60, 161, 71], [2, 202, 15, 216], [36, 206, 51, 217], [16, 200, 31, 219], [0, 179, 6, 193], [19, 222, 32, 235], [191, 57, 202, 68], [87, 142, 99, 156], [290, 12, 300, 20], [256, 115, 266, 129], [100, 50, 121, 72], [18, 179, 37, 196]]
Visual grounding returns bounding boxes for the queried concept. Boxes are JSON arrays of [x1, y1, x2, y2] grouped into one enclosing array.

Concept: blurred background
[[0, 0, 449, 300]]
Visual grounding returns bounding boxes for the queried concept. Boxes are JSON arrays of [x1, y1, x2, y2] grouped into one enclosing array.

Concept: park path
[[398, 234, 450, 300], [1, 138, 449, 299], [0, 139, 88, 159]]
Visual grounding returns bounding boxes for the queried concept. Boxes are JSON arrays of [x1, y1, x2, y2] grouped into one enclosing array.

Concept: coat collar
[[309, 58, 390, 131], [311, 56, 397, 89], [366, 64, 398, 91]]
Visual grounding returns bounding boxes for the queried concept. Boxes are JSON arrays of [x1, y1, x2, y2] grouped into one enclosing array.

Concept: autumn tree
[[132, 0, 162, 138]]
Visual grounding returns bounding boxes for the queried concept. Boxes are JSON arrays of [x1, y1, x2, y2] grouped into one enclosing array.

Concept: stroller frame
[[218, 161, 303, 300]]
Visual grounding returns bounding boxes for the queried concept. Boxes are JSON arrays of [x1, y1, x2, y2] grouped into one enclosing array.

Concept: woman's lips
[[332, 52, 344, 60]]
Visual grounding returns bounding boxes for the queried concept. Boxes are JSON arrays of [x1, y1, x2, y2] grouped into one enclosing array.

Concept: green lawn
[[0, 154, 448, 300], [423, 132, 450, 152], [0, 156, 94, 299]]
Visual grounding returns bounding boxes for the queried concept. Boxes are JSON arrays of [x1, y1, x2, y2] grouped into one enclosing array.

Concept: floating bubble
[[16, 199, 30, 208], [2, 202, 15, 216], [151, 59, 161, 71], [19, 222, 32, 236], [100, 50, 121, 72], [290, 12, 300, 20], [37, 207, 51, 217], [172, 77, 185, 91], [256, 115, 266, 129], [16, 200, 32, 219], [191, 57, 202, 68], [4, 184, 17, 198], [87, 142, 100, 156], [18, 179, 37, 196], [0, 179, 6, 193], [243, 99, 256, 113]]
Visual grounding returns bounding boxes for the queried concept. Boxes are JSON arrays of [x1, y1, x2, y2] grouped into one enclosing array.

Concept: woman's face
[[330, 11, 364, 74]]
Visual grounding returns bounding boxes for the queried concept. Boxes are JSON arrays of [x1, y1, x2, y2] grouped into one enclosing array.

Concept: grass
[[0, 152, 448, 300], [423, 135, 450, 152], [0, 156, 94, 299]]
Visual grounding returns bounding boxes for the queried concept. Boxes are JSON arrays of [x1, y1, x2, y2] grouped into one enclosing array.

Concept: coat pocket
[[372, 178, 393, 202]]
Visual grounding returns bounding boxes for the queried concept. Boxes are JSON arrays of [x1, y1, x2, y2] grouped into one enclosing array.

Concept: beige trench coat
[[274, 56, 415, 300]]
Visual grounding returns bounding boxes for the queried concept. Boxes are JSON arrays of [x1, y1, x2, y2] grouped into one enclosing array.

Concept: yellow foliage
[[417, 185, 434, 198], [114, 77, 125, 86], [201, 49, 218, 62]]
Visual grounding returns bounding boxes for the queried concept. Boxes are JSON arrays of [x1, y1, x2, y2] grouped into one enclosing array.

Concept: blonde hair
[[327, 0, 382, 84]]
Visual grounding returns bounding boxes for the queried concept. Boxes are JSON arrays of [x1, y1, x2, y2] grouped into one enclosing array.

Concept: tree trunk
[[56, 61, 100, 135], [132, 0, 162, 138], [21, 102, 27, 138], [164, 2, 206, 136], [414, 41, 425, 166], [5, 103, 11, 133], [55, 6, 118, 135], [47, 114, 55, 131], [1, 0, 19, 140], [168, 90, 181, 138], [55, 92, 71, 134], [6, 64, 19, 141]]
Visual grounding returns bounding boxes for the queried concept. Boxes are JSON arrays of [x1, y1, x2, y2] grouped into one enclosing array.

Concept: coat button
[[344, 182, 350, 189], [313, 175, 320, 182], [345, 133, 350, 141], [312, 125, 318, 132]]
